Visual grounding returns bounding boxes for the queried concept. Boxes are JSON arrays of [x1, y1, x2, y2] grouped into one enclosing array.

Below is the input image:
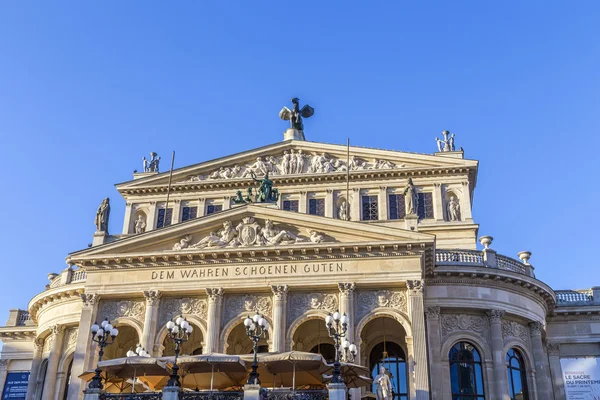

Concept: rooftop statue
[[279, 97, 314, 132], [143, 152, 161, 172], [94, 197, 110, 233], [435, 130, 456, 152], [251, 171, 279, 203]]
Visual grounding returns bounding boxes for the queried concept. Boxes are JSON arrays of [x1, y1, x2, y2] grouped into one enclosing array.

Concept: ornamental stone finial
[[479, 236, 493, 249], [142, 152, 160, 173], [435, 130, 456, 152], [517, 251, 532, 265]]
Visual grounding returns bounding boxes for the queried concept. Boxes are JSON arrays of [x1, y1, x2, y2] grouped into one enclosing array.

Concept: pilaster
[[487, 309, 509, 400], [432, 183, 444, 221], [460, 181, 473, 221], [424, 306, 442, 399], [299, 191, 308, 214], [529, 321, 553, 400], [378, 186, 388, 221], [223, 196, 232, 210], [25, 338, 43, 400], [198, 198, 206, 217], [270, 285, 289, 352], [147, 201, 158, 231], [67, 293, 99, 400], [141, 290, 162, 355], [325, 189, 334, 218], [42, 324, 66, 398], [205, 288, 224, 353], [0, 359, 9, 398], [351, 188, 360, 221], [122, 202, 133, 234], [547, 342, 565, 400], [406, 280, 429, 400], [171, 199, 182, 223]]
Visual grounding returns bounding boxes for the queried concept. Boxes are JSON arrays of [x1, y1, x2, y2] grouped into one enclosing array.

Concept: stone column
[[67, 293, 100, 400], [270, 285, 289, 353], [205, 288, 224, 353], [122, 202, 133, 234], [325, 189, 334, 218], [141, 290, 162, 355], [223, 196, 232, 210], [378, 186, 388, 220], [42, 325, 66, 398], [529, 321, 553, 400], [405, 336, 416, 399], [25, 338, 44, 400], [351, 188, 360, 221], [0, 359, 9, 398], [432, 183, 444, 221], [487, 309, 510, 400], [460, 181, 473, 221], [424, 307, 442, 399], [299, 191, 308, 214], [147, 201, 158, 231], [547, 342, 565, 400], [407, 280, 429, 400], [337, 283, 356, 342]]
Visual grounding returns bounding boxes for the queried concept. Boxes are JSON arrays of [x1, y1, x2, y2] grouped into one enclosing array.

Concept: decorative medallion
[[159, 297, 208, 323], [287, 292, 338, 324]]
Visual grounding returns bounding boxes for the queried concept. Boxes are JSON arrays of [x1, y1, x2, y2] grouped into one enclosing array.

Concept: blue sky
[[0, 2, 598, 323]]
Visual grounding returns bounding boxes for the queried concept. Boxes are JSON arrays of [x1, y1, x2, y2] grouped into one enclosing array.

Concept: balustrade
[[179, 392, 243, 400], [265, 389, 328, 400]]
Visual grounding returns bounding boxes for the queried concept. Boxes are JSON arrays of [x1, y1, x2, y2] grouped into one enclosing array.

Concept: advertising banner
[[561, 357, 600, 399], [2, 372, 29, 400]]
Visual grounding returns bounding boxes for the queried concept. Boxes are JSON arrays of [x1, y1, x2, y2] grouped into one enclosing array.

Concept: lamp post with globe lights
[[126, 344, 151, 358], [341, 340, 358, 363], [325, 311, 348, 383], [88, 318, 119, 390], [165, 315, 193, 387], [244, 312, 269, 385]]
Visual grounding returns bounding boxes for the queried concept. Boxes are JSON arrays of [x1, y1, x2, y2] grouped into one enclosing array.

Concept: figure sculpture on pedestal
[[250, 171, 279, 203], [143, 152, 161, 172], [338, 201, 349, 220], [403, 178, 418, 215], [447, 195, 461, 221], [374, 366, 393, 400], [435, 130, 456, 152], [279, 97, 314, 132], [94, 198, 110, 232]]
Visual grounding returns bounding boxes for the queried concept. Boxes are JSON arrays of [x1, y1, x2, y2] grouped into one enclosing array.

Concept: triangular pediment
[[68, 204, 434, 266], [116, 140, 477, 191]]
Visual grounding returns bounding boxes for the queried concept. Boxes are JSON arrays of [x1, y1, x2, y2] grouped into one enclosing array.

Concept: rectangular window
[[156, 208, 173, 228], [417, 193, 434, 219], [283, 200, 299, 212], [308, 198, 325, 216], [181, 206, 198, 222], [362, 195, 378, 221], [206, 204, 223, 215], [389, 194, 406, 220]]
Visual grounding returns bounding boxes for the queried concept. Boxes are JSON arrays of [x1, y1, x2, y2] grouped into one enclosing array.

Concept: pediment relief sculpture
[[287, 292, 338, 324], [178, 150, 404, 183], [171, 217, 329, 251], [159, 297, 208, 323], [98, 300, 146, 323]]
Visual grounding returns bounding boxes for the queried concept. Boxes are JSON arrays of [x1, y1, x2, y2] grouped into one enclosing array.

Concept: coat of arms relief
[[287, 292, 338, 325], [172, 217, 328, 251]]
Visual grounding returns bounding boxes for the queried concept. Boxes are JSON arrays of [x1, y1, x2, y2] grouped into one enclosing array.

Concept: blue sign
[[2, 372, 29, 399]]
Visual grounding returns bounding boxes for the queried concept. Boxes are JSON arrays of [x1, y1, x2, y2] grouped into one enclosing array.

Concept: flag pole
[[346, 138, 350, 220]]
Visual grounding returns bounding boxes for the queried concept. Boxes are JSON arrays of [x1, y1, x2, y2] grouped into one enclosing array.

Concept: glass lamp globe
[[176, 316, 184, 326], [187, 325, 194, 333], [244, 317, 252, 327], [252, 314, 261, 323], [127, 349, 135, 357], [110, 328, 119, 337], [166, 321, 175, 330], [343, 340, 350, 349], [325, 315, 333, 325], [349, 343, 358, 354], [333, 311, 341, 321], [340, 314, 348, 324], [96, 328, 104, 337], [91, 323, 99, 334]]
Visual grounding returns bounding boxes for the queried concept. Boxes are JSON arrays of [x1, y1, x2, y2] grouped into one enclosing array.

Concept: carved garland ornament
[[172, 218, 329, 251], [179, 150, 404, 182], [287, 293, 338, 324], [98, 300, 146, 323], [356, 290, 407, 321], [223, 294, 273, 327], [441, 314, 487, 338], [501, 320, 530, 346], [64, 328, 78, 350], [159, 297, 208, 323]]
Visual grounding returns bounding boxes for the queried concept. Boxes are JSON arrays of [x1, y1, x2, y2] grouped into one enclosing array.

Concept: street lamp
[[244, 312, 269, 385], [341, 340, 358, 363], [126, 344, 150, 358], [325, 311, 348, 383], [165, 315, 193, 387], [88, 318, 119, 389]]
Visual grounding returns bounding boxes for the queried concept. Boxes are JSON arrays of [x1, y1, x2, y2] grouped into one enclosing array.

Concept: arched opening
[[163, 322, 203, 356], [225, 322, 268, 354], [506, 348, 529, 400], [360, 317, 409, 400], [103, 325, 139, 360], [291, 318, 334, 360], [449, 342, 485, 400], [62, 358, 73, 400], [35, 359, 49, 400]]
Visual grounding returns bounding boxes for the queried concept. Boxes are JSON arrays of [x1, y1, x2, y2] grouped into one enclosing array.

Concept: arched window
[[310, 343, 336, 364], [369, 342, 408, 400], [449, 342, 485, 399], [506, 349, 529, 400]]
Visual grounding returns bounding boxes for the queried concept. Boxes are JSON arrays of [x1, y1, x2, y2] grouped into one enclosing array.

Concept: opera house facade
[[0, 118, 598, 400]]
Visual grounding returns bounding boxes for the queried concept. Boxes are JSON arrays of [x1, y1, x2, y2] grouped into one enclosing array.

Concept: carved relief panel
[[222, 294, 273, 328], [98, 300, 146, 323], [287, 292, 338, 325], [441, 313, 489, 341], [63, 328, 78, 351], [502, 320, 530, 347], [356, 290, 407, 321], [159, 297, 208, 324]]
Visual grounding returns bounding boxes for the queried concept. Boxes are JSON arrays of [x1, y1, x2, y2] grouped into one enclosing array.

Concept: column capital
[[338, 282, 356, 295], [326, 189, 334, 194], [379, 186, 388, 191], [529, 321, 544, 335], [80, 293, 100, 307], [270, 285, 289, 300], [206, 288, 224, 303], [0, 359, 8, 369], [407, 280, 424, 294], [33, 337, 44, 351], [425, 306, 441, 320], [51, 324, 66, 336], [546, 342, 560, 356], [143, 290, 162, 305], [486, 309, 505, 323], [149, 200, 157, 205]]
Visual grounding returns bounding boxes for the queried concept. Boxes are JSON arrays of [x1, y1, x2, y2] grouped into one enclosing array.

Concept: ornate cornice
[[29, 287, 86, 324]]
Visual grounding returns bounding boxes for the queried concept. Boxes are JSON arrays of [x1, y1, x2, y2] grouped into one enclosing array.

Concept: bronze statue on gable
[[279, 97, 314, 132]]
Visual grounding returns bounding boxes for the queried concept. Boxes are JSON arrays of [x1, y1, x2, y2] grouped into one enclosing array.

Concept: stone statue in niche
[[447, 195, 461, 221], [134, 214, 146, 234], [403, 178, 418, 215], [374, 366, 393, 400], [94, 197, 110, 232], [143, 152, 160, 172], [338, 201, 349, 220]]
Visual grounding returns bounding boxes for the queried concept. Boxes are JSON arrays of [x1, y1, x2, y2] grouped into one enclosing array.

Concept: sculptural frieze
[[159, 297, 208, 323], [287, 292, 338, 324], [441, 314, 487, 338], [356, 290, 407, 321], [223, 294, 272, 327], [98, 300, 145, 323], [171, 218, 330, 250], [178, 150, 402, 182]]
